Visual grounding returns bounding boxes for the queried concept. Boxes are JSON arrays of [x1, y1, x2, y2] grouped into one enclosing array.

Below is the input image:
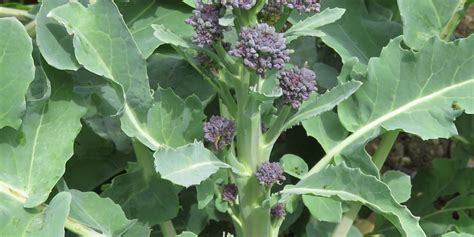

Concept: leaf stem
[[0, 7, 34, 20], [132, 139, 155, 181], [331, 129, 401, 237], [263, 105, 292, 145], [159, 221, 177, 237], [440, 0, 467, 40]]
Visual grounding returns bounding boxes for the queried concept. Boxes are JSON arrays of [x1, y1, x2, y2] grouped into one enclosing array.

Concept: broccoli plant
[[0, 0, 473, 237]]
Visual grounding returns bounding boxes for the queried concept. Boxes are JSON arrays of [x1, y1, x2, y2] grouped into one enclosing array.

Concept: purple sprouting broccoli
[[259, 2, 284, 24], [221, 0, 255, 10], [185, 2, 226, 48], [229, 23, 290, 76], [271, 202, 286, 218], [278, 65, 317, 109], [286, 0, 321, 13], [204, 116, 236, 150], [222, 184, 238, 202], [256, 162, 286, 186]]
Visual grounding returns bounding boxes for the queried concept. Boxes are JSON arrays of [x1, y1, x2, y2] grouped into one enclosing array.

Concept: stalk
[[331, 130, 401, 237], [440, 0, 467, 40], [159, 221, 177, 237], [0, 7, 34, 20]]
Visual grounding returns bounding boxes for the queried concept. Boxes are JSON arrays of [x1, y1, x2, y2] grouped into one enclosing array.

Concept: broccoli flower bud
[[271, 202, 286, 218], [222, 184, 238, 202], [221, 0, 255, 10], [204, 116, 236, 150], [229, 23, 290, 76], [286, 0, 321, 13], [256, 162, 286, 186], [278, 65, 317, 109], [185, 2, 226, 48]]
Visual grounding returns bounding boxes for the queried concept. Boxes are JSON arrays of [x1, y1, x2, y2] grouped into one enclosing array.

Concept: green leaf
[[101, 163, 179, 225], [48, 0, 162, 150], [0, 191, 71, 237], [306, 218, 363, 237], [0, 17, 35, 129], [147, 53, 215, 102], [282, 165, 426, 237], [0, 69, 86, 208], [280, 154, 308, 179], [317, 0, 402, 64], [285, 8, 346, 43], [196, 178, 215, 209], [284, 80, 362, 130], [36, 0, 79, 70], [382, 170, 412, 203], [154, 141, 233, 187], [119, 0, 193, 57], [153, 24, 192, 48], [68, 190, 150, 236], [398, 0, 464, 49], [303, 195, 342, 223], [302, 111, 348, 152]]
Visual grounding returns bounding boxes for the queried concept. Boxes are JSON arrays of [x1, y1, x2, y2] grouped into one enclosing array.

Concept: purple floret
[[185, 2, 226, 48], [286, 0, 321, 13], [221, 0, 255, 10], [229, 23, 290, 76], [256, 162, 286, 186], [271, 203, 286, 218], [204, 116, 236, 150], [278, 65, 317, 109], [222, 184, 238, 202]]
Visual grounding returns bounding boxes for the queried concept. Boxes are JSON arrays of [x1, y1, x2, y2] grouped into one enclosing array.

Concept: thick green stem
[[331, 130, 401, 237], [159, 221, 177, 237], [0, 7, 34, 20], [132, 139, 155, 181]]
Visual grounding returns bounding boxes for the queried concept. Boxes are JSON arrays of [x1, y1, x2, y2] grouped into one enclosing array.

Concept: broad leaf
[[280, 154, 308, 179], [382, 170, 411, 203], [398, 0, 465, 49], [36, 0, 79, 70], [0, 69, 86, 208], [284, 80, 362, 130], [282, 165, 426, 237], [285, 8, 346, 43], [315, 0, 402, 64], [0, 191, 71, 237], [154, 141, 233, 187], [0, 17, 35, 129], [303, 195, 342, 223], [49, 0, 161, 150], [442, 232, 474, 237], [102, 163, 179, 225], [119, 0, 193, 57], [152, 24, 192, 48], [302, 111, 348, 151], [68, 190, 150, 236]]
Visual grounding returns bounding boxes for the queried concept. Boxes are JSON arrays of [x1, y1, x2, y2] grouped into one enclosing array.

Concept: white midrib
[[26, 106, 46, 192], [49, 10, 162, 150], [303, 79, 474, 178]]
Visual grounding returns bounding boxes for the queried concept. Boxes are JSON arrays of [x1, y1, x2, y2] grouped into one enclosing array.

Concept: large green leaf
[[303, 195, 342, 223], [0, 191, 71, 237], [282, 165, 426, 237], [48, 0, 162, 150], [303, 35, 474, 179], [316, 0, 402, 64], [154, 142, 233, 187], [118, 0, 193, 57], [398, 0, 464, 49], [0, 69, 86, 208], [102, 163, 179, 225], [36, 0, 79, 70], [68, 190, 151, 237], [285, 8, 346, 43], [0, 17, 35, 129]]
